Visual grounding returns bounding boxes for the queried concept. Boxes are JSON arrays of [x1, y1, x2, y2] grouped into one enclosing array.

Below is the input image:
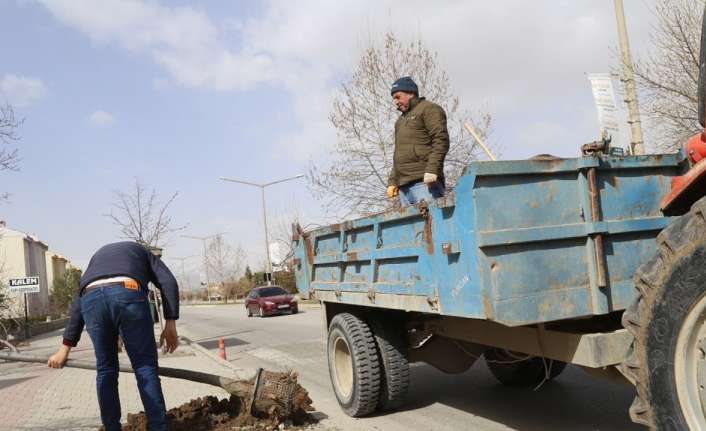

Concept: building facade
[[45, 251, 68, 295], [0, 222, 75, 318]]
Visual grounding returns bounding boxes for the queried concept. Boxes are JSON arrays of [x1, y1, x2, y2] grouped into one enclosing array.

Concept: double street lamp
[[219, 174, 304, 285]]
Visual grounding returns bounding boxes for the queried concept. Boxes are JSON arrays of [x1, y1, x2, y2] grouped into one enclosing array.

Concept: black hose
[[0, 352, 231, 389]]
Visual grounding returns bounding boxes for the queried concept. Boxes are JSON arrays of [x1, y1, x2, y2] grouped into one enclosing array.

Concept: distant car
[[245, 286, 298, 317]]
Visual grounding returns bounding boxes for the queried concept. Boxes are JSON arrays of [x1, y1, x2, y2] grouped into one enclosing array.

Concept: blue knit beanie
[[390, 76, 418, 96]]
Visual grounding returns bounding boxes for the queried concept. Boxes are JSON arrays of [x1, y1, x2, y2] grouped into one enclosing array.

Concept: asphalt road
[[179, 303, 642, 431]]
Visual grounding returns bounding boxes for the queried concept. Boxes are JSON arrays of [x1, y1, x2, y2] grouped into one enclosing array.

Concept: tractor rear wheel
[[622, 196, 706, 429]]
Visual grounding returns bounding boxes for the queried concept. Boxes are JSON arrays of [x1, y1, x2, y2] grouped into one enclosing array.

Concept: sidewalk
[[0, 327, 236, 430]]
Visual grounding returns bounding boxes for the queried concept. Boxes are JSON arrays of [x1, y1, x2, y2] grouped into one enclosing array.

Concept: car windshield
[[258, 287, 287, 297]]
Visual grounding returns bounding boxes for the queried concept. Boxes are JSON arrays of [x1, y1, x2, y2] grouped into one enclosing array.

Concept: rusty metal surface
[[293, 152, 683, 325], [418, 201, 435, 254], [428, 316, 633, 368], [587, 166, 607, 287]]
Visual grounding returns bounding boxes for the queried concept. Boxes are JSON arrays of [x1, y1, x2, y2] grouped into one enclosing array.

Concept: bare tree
[[105, 179, 187, 247], [1, 104, 22, 201], [204, 234, 246, 300], [309, 33, 493, 217], [635, 0, 705, 150], [269, 203, 310, 268]]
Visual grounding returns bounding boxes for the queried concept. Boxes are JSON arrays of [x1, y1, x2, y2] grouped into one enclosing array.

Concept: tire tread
[[623, 195, 706, 430], [370, 320, 410, 411], [329, 313, 381, 417]]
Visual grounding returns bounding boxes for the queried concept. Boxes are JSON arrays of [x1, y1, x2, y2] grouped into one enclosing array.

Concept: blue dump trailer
[[292, 150, 706, 429], [293, 8, 706, 428]]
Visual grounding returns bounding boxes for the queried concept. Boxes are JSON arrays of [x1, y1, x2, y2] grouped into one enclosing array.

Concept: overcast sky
[[0, 0, 663, 280]]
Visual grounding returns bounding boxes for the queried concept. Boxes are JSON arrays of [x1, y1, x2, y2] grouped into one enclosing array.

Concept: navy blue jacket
[[62, 241, 179, 346]]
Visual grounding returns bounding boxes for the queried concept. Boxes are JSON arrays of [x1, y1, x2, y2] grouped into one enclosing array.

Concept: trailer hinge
[[334, 289, 342, 300], [426, 288, 440, 310], [441, 241, 460, 255], [367, 287, 376, 303]]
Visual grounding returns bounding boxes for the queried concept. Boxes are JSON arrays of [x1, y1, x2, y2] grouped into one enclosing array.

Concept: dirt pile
[[114, 374, 316, 431]]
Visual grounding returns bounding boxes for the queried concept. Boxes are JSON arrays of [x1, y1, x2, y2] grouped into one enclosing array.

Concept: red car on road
[[246, 286, 298, 317]]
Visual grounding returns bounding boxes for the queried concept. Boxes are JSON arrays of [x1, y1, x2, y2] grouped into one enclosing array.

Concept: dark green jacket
[[388, 97, 450, 187]]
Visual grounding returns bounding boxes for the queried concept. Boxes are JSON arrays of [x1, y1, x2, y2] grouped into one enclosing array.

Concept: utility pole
[[614, 0, 645, 155], [181, 233, 226, 302], [219, 174, 304, 286]]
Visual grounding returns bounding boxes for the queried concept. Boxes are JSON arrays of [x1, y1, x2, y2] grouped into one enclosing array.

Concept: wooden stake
[[464, 122, 497, 161]]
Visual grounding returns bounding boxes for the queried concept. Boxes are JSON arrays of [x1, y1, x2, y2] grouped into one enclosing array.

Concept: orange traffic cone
[[218, 337, 226, 360]]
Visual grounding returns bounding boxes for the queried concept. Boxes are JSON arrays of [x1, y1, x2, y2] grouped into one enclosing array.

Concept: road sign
[[9, 277, 40, 294]]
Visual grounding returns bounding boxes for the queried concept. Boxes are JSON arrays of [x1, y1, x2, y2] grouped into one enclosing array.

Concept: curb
[[177, 330, 255, 381]]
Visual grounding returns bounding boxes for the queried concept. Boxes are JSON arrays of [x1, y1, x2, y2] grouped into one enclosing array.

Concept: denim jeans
[[81, 285, 167, 431], [399, 181, 445, 206]]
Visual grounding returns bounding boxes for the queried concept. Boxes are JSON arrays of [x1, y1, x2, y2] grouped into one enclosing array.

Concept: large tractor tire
[[369, 320, 410, 411], [485, 348, 566, 387], [622, 196, 706, 430], [327, 313, 381, 417]]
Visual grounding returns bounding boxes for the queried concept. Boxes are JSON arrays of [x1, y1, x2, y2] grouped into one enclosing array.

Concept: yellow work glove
[[423, 172, 438, 184], [387, 185, 399, 198]]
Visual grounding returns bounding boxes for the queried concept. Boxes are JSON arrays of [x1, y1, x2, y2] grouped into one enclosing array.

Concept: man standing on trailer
[[387, 76, 450, 205], [47, 241, 180, 431]]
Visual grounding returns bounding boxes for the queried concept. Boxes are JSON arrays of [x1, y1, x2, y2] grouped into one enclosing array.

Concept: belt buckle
[[124, 279, 139, 290]]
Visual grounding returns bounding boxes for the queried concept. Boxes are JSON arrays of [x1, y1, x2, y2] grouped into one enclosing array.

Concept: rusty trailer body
[[294, 153, 681, 325], [292, 152, 692, 420]]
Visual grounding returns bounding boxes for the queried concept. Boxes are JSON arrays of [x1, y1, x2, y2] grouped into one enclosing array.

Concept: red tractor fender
[[662, 131, 706, 215]]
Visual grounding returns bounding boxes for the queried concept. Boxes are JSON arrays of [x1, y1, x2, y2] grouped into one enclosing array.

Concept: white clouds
[[37, 0, 275, 91], [0, 74, 46, 107], [236, 1, 657, 157], [36, 0, 659, 158], [88, 110, 116, 127]]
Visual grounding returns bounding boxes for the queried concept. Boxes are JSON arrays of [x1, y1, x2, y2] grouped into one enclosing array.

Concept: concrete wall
[[0, 229, 28, 316], [26, 239, 50, 317], [0, 228, 50, 318]]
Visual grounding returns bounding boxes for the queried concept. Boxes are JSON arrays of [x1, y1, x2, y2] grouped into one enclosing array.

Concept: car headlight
[[264, 301, 275, 306]]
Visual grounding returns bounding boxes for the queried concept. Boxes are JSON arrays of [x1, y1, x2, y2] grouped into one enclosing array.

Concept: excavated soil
[[110, 373, 316, 431]]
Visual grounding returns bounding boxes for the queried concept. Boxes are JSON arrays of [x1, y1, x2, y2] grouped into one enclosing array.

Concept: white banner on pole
[[587, 73, 621, 144], [269, 242, 284, 270]]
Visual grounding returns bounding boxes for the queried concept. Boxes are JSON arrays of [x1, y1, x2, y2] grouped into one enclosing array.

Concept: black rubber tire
[[484, 348, 566, 387], [369, 320, 410, 411], [259, 306, 265, 318], [247, 307, 252, 317], [327, 313, 381, 417], [622, 196, 706, 430]]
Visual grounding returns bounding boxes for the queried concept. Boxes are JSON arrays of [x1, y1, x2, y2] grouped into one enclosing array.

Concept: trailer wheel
[[484, 348, 566, 387], [369, 320, 410, 411], [327, 313, 381, 417], [622, 196, 706, 430]]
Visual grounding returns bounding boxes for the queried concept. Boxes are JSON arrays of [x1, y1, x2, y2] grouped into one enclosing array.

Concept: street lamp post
[[219, 173, 304, 285], [181, 233, 226, 302], [170, 255, 199, 296]]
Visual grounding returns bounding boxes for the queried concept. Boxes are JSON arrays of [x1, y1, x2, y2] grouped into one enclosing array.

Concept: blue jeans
[[81, 285, 167, 431], [399, 181, 445, 206]]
